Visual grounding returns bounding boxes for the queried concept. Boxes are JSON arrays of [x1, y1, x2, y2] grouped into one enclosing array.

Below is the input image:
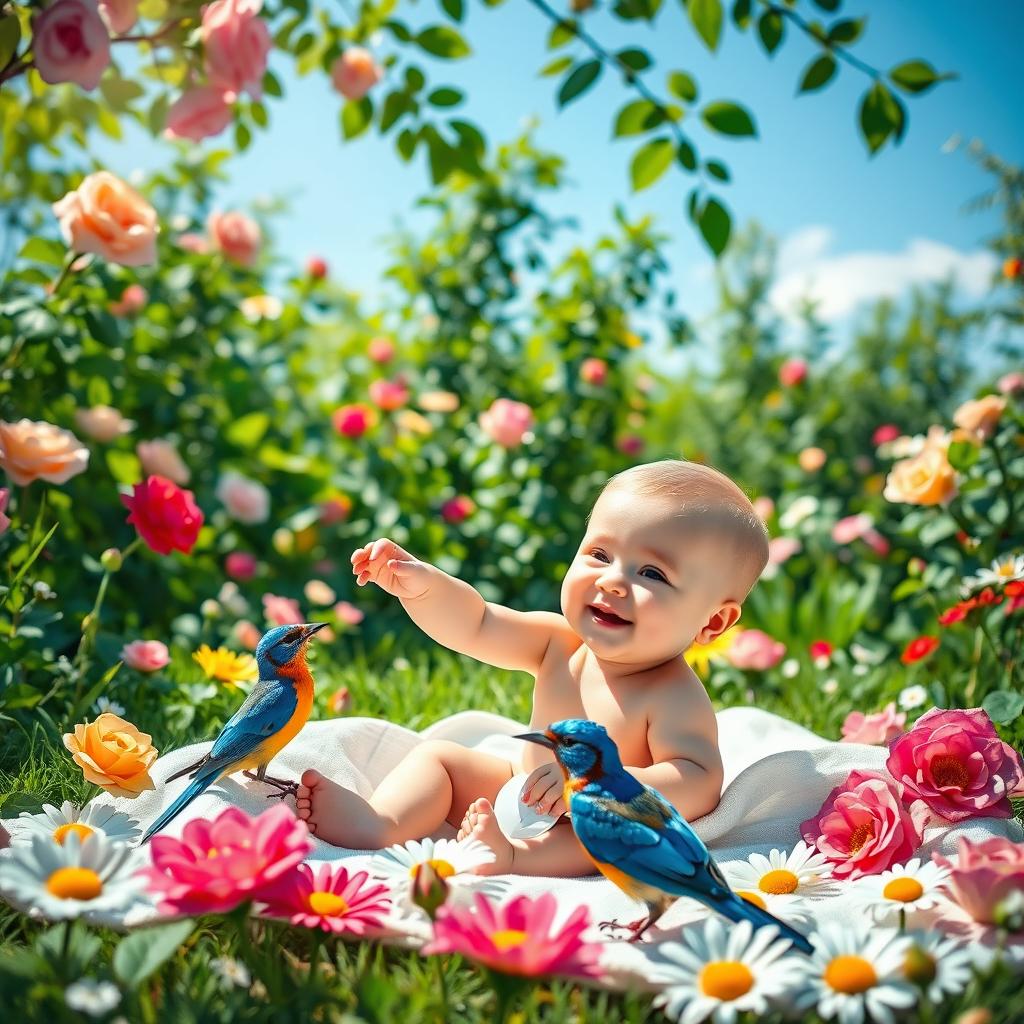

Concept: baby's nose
[[596, 568, 627, 596]]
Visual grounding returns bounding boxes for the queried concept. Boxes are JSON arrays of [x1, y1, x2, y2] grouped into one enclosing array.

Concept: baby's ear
[[696, 600, 741, 643]]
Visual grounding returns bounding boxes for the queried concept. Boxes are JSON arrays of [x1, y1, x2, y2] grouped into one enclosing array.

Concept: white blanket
[[5, 707, 1022, 987]]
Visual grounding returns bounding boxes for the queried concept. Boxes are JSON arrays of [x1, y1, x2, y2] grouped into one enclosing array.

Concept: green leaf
[[539, 55, 573, 77], [696, 196, 731, 256], [423, 128, 456, 185], [547, 20, 576, 49], [757, 11, 784, 53], [891, 578, 924, 601], [105, 449, 141, 485], [18, 237, 66, 267], [396, 127, 420, 160], [947, 439, 980, 472], [701, 100, 757, 137], [613, 99, 663, 137], [427, 87, 463, 107], [616, 47, 651, 72], [630, 137, 674, 191], [676, 138, 697, 171], [558, 60, 602, 107], [449, 119, 486, 160], [828, 17, 864, 44], [983, 690, 1024, 725], [918, 515, 956, 546], [83, 310, 121, 346], [811, 0, 840, 10], [687, 0, 723, 51], [416, 25, 471, 59], [99, 74, 146, 110], [667, 70, 698, 103], [798, 54, 837, 93], [731, 0, 752, 29], [380, 90, 413, 132], [889, 59, 953, 95], [440, 0, 464, 21], [0, 15, 21, 72], [234, 120, 252, 151], [858, 81, 904, 154], [113, 920, 195, 989], [226, 411, 270, 449], [341, 97, 373, 139], [263, 70, 284, 97], [705, 159, 729, 181]]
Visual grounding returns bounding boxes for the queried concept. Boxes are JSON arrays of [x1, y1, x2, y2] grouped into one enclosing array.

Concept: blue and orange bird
[[517, 718, 813, 953], [140, 622, 328, 844]]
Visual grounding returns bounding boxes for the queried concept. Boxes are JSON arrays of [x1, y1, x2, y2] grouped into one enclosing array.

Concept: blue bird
[[517, 718, 813, 953], [141, 622, 328, 844]]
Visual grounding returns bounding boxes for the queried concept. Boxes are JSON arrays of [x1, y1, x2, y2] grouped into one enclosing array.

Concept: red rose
[[122, 475, 204, 555], [900, 635, 939, 665]]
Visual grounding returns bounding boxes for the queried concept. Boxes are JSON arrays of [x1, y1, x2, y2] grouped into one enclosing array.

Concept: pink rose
[[207, 210, 261, 267], [164, 86, 234, 142], [121, 475, 204, 556], [0, 488, 10, 535], [997, 371, 1024, 396], [216, 471, 269, 524], [120, 639, 169, 672], [368, 377, 409, 411], [176, 232, 210, 255], [367, 336, 395, 363], [617, 434, 644, 456], [832, 513, 874, 545], [862, 528, 890, 557], [201, 0, 271, 101], [933, 836, 1024, 925], [109, 283, 147, 316], [263, 593, 302, 627], [840, 702, 906, 745], [441, 495, 476, 525], [334, 601, 364, 626], [886, 707, 1024, 822], [330, 46, 383, 101], [480, 398, 533, 448], [872, 423, 901, 447], [307, 256, 328, 279], [801, 769, 929, 879], [580, 358, 607, 386], [767, 536, 801, 566], [98, 0, 138, 33], [136, 439, 190, 485], [332, 403, 374, 439], [778, 358, 807, 387], [726, 629, 785, 671], [225, 551, 257, 580], [32, 0, 111, 91]]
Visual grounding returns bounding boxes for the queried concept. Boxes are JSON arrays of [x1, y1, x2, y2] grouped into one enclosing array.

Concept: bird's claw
[[598, 917, 653, 943], [243, 771, 299, 800]]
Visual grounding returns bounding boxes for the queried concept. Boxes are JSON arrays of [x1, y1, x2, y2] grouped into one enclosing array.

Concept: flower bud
[[200, 599, 221, 619], [410, 861, 449, 919], [954, 1011, 993, 1024], [907, 557, 926, 577], [903, 945, 937, 986], [100, 547, 123, 572]]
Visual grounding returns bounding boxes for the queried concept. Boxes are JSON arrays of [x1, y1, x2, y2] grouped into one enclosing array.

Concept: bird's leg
[[242, 767, 299, 800], [598, 914, 651, 939]]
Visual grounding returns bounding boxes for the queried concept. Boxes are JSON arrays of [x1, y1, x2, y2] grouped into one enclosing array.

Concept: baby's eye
[[641, 567, 668, 583], [587, 549, 609, 562]]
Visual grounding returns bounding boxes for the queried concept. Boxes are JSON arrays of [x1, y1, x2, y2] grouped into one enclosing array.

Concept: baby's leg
[[296, 740, 513, 849]]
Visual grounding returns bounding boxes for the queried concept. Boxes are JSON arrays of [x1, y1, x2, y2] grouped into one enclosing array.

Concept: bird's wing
[[198, 678, 298, 774]]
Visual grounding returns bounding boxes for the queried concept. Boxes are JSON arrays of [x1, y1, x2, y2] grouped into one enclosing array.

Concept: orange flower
[[900, 635, 939, 665], [0, 418, 90, 486], [953, 395, 1007, 441], [883, 440, 957, 507], [62, 713, 158, 796]]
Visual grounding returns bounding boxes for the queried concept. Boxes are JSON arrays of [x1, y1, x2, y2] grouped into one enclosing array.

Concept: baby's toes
[[300, 769, 324, 789]]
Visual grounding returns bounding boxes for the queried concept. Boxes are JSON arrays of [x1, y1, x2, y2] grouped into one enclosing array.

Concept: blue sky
[[96, 0, 1021, 367]]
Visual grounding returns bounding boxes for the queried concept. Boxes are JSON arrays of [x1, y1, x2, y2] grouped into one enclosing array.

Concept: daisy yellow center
[[759, 868, 799, 895], [824, 955, 877, 994], [308, 891, 349, 916], [883, 877, 924, 903], [46, 867, 102, 900], [997, 560, 1014, 577], [699, 961, 754, 1001], [53, 822, 94, 845], [848, 823, 874, 853], [738, 890, 767, 910], [930, 754, 970, 789], [491, 929, 528, 952], [408, 858, 456, 880]]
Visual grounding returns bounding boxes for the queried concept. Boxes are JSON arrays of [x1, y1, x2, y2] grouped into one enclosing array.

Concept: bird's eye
[[562, 738, 577, 747], [283, 628, 302, 644]]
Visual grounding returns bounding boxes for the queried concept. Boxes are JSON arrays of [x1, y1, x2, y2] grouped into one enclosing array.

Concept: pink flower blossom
[[258, 862, 389, 933], [800, 769, 929, 879], [98, 0, 138, 34], [767, 536, 801, 566], [872, 423, 901, 446], [140, 804, 312, 916], [368, 378, 409, 411], [0, 488, 9, 535], [121, 476, 203, 556], [328, 686, 351, 714], [332, 403, 374, 439], [480, 398, 533, 448], [617, 434, 644, 456], [367, 336, 395, 363], [136, 439, 190, 485], [201, 0, 271, 101], [225, 551, 258, 580], [778, 358, 807, 387], [441, 495, 476, 525], [334, 601, 364, 626], [885, 707, 1024, 822], [164, 86, 234, 142], [422, 892, 602, 978], [109, 283, 148, 317], [207, 210, 261, 267], [306, 256, 328, 279], [809, 639, 833, 660], [74, 405, 135, 442], [579, 358, 608, 386], [234, 619, 262, 650], [933, 836, 1024, 925], [752, 496, 774, 522], [262, 593, 302, 627], [31, 0, 111, 91], [318, 496, 352, 524], [997, 371, 1024, 396], [330, 47, 383, 101], [832, 513, 874, 545], [216, 471, 270, 524], [176, 232, 210, 255], [862, 528, 890, 557], [840, 702, 906, 746], [726, 629, 785, 671], [120, 639, 169, 672]]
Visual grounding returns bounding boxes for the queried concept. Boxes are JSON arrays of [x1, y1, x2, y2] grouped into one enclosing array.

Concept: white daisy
[[900, 932, 974, 1002], [65, 979, 122, 1016], [651, 917, 804, 1024], [726, 842, 836, 901], [794, 922, 917, 1024], [898, 685, 928, 710], [210, 956, 251, 989], [92, 696, 126, 717], [9, 801, 140, 847], [961, 552, 1024, 595], [0, 832, 147, 921], [849, 858, 951, 923], [371, 836, 495, 891]]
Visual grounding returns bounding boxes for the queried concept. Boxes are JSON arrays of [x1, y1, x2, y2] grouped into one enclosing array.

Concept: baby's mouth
[[587, 604, 631, 627]]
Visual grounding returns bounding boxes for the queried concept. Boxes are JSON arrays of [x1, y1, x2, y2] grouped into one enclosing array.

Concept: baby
[[296, 458, 769, 876]]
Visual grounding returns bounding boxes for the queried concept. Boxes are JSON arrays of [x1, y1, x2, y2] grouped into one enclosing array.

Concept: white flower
[[65, 979, 122, 1016], [217, 581, 249, 617], [725, 842, 836, 908], [9, 801, 140, 847], [0, 833, 147, 921], [779, 496, 820, 531], [781, 659, 800, 679], [898, 685, 928, 710], [93, 696, 126, 717], [794, 923, 917, 1024], [239, 294, 283, 322], [33, 581, 56, 600], [652, 917, 804, 1024], [849, 858, 951, 923], [392, 656, 411, 671], [210, 956, 251, 989], [900, 932, 974, 1002], [960, 552, 1024, 595], [822, 677, 839, 694], [372, 836, 494, 896]]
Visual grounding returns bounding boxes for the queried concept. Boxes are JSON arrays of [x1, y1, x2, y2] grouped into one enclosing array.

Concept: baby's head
[[559, 459, 769, 670]]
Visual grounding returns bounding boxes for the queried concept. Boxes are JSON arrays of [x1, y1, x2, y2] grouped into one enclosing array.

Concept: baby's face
[[560, 488, 736, 668]]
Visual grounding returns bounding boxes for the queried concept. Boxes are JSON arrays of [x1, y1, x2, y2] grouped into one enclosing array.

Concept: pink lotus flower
[[480, 398, 533, 448], [332, 403, 374, 439], [933, 836, 1024, 925], [0, 488, 9, 535], [800, 769, 929, 879], [872, 423, 901, 447], [368, 377, 409, 411], [164, 86, 234, 142], [330, 46, 383, 101], [579, 358, 608, 386], [31, 0, 111, 90], [225, 551, 258, 580], [109, 283, 148, 317], [422, 892, 602, 978], [441, 495, 476, 525], [262, 593, 302, 627], [726, 629, 785, 671], [886, 708, 1024, 822], [258, 862, 389, 933], [840, 702, 906, 746], [334, 601, 364, 626], [778, 358, 807, 387], [141, 804, 312, 916], [120, 639, 169, 672]]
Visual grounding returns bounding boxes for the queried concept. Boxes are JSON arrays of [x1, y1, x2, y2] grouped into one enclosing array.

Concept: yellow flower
[[193, 645, 258, 687], [62, 713, 157, 797], [685, 626, 741, 677]]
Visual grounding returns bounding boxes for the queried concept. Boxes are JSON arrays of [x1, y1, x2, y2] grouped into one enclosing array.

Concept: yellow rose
[[62, 713, 158, 796], [883, 444, 958, 506], [953, 394, 1006, 440]]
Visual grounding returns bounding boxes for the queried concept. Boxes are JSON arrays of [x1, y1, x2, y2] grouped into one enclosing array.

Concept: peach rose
[[207, 210, 261, 267], [120, 639, 169, 672], [216, 471, 270, 524], [480, 398, 534, 448], [263, 593, 302, 626], [32, 0, 111, 91], [883, 437, 958, 507], [164, 85, 234, 142], [74, 405, 134, 442], [52, 171, 159, 267], [98, 0, 138, 33], [62, 712, 158, 796], [136, 439, 190, 485], [202, 0, 271, 101], [418, 390, 460, 413], [235, 619, 262, 650], [330, 46, 383, 101], [953, 395, 1007, 441], [0, 418, 89, 486], [798, 446, 827, 472]]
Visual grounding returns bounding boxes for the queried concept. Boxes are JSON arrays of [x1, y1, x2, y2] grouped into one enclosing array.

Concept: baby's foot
[[456, 797, 514, 875], [296, 769, 350, 846]]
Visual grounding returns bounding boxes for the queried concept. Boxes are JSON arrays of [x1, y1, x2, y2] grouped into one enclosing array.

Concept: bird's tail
[[717, 892, 814, 955], [163, 754, 209, 785], [140, 772, 217, 845]]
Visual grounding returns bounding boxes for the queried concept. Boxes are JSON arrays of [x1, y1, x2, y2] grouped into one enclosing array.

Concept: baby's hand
[[521, 762, 567, 817], [351, 538, 431, 601]]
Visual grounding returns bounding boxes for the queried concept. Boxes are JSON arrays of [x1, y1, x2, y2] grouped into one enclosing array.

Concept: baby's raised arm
[[352, 537, 569, 674]]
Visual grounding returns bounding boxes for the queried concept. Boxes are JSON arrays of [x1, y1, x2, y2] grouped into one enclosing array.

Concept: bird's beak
[[514, 731, 557, 750], [301, 622, 329, 640]]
